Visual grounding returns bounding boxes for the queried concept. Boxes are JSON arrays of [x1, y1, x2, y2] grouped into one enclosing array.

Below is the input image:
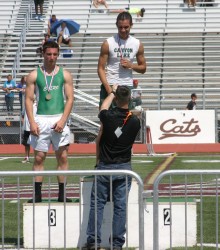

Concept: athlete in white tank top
[[98, 12, 146, 104], [106, 34, 140, 86]]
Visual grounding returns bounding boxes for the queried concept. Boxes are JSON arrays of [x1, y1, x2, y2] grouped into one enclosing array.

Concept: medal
[[45, 93, 52, 101], [43, 66, 56, 101]]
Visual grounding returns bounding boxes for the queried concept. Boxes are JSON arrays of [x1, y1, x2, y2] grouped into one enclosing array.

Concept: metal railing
[[12, 3, 31, 79], [153, 169, 220, 250], [0, 169, 145, 250]]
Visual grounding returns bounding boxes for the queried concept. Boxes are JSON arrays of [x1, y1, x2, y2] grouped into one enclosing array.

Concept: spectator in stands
[[48, 14, 59, 36], [186, 93, 197, 110], [93, 0, 108, 9], [57, 22, 73, 47], [2, 74, 16, 113], [16, 76, 27, 112], [36, 34, 53, 57], [185, 0, 196, 7], [25, 41, 74, 203], [85, 84, 141, 250], [21, 110, 31, 164], [34, 0, 44, 21], [42, 33, 54, 45], [201, 0, 214, 7], [21, 100, 37, 164], [98, 11, 146, 109], [131, 79, 142, 110], [108, 7, 145, 18]]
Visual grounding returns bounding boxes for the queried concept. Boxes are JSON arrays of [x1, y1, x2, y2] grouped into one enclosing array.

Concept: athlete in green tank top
[[25, 41, 74, 203], [36, 66, 65, 115]]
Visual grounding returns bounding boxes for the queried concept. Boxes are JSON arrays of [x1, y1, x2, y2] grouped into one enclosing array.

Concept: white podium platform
[[23, 178, 197, 249]]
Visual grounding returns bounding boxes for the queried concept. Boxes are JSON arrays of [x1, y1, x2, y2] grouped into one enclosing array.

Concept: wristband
[[110, 91, 116, 96]]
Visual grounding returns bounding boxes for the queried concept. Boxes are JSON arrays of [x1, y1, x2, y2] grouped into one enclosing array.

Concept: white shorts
[[29, 114, 70, 152]]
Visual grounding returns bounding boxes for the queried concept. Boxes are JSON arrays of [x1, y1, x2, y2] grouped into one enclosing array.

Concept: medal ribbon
[[117, 35, 127, 59], [43, 66, 56, 93], [122, 111, 132, 128]]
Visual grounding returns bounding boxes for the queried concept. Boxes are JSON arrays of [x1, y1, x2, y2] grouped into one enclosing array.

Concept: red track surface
[[1, 143, 220, 155]]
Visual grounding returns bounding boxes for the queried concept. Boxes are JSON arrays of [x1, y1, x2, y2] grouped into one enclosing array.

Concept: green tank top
[[128, 8, 140, 14], [36, 67, 65, 115]]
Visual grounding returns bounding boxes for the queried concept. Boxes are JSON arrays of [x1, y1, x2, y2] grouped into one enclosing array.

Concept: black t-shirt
[[99, 107, 141, 164], [186, 100, 196, 110]]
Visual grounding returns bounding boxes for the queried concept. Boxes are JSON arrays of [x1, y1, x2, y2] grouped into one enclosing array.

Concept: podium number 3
[[48, 209, 56, 226], [163, 208, 171, 225]]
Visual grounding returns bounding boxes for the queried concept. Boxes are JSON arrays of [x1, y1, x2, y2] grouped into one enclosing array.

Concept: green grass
[[1, 154, 220, 249]]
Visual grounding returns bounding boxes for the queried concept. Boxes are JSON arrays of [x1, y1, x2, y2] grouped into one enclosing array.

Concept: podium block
[[23, 179, 196, 249]]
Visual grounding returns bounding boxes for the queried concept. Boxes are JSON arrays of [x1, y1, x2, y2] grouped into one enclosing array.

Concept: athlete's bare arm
[[98, 40, 112, 95], [25, 70, 39, 136], [55, 69, 73, 132], [120, 42, 146, 74], [134, 42, 146, 73]]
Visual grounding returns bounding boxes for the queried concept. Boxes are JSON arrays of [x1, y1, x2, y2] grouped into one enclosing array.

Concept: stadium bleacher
[[0, 0, 220, 140]]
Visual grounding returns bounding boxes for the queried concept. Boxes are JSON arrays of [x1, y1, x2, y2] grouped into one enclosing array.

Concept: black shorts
[[22, 130, 30, 146], [57, 35, 71, 45], [34, 0, 44, 5]]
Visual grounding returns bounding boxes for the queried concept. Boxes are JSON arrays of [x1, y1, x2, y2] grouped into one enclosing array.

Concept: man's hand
[[52, 119, 65, 133], [30, 122, 40, 136], [112, 84, 118, 93], [120, 58, 132, 69]]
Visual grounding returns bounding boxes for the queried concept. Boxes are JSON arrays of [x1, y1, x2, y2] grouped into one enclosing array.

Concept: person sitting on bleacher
[[185, 0, 196, 7], [93, 0, 108, 9], [56, 22, 73, 48], [36, 34, 53, 57], [48, 14, 59, 36], [108, 7, 145, 17]]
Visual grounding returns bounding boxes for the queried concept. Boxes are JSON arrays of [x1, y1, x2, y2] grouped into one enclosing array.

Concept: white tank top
[[106, 34, 140, 86]]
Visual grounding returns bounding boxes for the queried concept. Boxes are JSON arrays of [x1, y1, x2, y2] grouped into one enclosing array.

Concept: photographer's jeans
[[87, 162, 132, 248]]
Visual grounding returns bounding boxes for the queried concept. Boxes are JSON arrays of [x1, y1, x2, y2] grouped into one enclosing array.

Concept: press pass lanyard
[[114, 111, 132, 138], [122, 111, 132, 128]]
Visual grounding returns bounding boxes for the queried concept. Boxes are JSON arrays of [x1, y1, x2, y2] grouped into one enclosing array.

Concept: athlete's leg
[[55, 145, 72, 202], [28, 150, 47, 203]]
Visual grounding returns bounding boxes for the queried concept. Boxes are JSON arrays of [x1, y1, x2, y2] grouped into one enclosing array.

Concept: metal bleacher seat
[[46, 0, 91, 34], [0, 1, 21, 34]]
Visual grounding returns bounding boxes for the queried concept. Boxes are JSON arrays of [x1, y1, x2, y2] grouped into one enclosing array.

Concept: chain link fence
[[2, 110, 219, 145], [0, 111, 146, 145], [0, 114, 22, 144]]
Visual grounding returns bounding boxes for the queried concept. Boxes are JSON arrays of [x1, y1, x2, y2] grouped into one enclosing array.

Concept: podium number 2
[[163, 208, 171, 225], [48, 209, 56, 226]]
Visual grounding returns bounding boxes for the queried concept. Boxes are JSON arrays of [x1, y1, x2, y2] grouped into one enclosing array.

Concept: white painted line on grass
[[182, 160, 220, 163], [132, 160, 153, 163]]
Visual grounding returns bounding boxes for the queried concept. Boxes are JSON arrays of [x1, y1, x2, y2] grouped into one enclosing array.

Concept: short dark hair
[[116, 11, 133, 26], [140, 8, 145, 17], [191, 93, 197, 98], [42, 40, 59, 53], [115, 86, 131, 105]]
